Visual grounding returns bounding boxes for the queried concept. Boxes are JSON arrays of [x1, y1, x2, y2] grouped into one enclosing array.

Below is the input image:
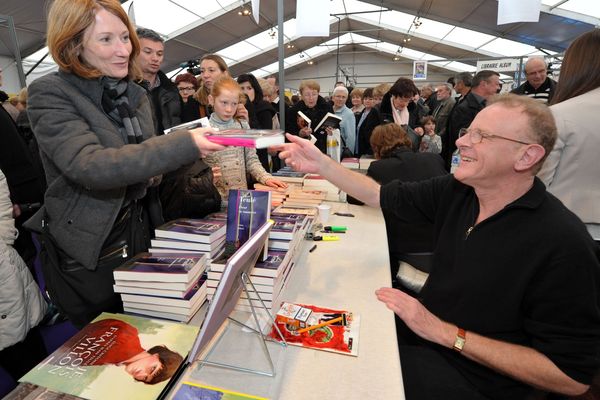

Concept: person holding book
[[23, 0, 225, 327], [275, 94, 600, 398], [204, 77, 287, 199], [285, 79, 334, 154]]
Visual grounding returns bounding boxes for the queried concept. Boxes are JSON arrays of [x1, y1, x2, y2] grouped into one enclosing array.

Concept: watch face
[[454, 337, 466, 351]]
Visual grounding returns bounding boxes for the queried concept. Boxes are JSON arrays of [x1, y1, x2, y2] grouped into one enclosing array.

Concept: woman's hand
[[189, 127, 226, 157], [236, 104, 249, 121], [414, 127, 425, 137], [264, 178, 288, 189], [325, 126, 334, 136], [299, 126, 313, 139]]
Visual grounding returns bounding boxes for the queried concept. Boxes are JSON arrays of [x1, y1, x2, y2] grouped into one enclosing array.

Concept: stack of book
[[303, 174, 340, 201], [271, 166, 307, 190], [283, 189, 325, 208], [113, 252, 208, 322], [150, 218, 227, 259], [207, 211, 311, 313], [207, 249, 295, 313], [341, 157, 360, 169], [253, 183, 290, 207]]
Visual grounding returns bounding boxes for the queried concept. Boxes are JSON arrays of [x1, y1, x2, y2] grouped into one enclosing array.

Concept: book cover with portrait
[[19, 313, 199, 400]]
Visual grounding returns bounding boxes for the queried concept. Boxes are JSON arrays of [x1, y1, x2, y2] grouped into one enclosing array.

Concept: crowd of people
[[0, 0, 598, 398]]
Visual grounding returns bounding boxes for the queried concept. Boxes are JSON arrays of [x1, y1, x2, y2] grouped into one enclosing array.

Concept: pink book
[[205, 129, 285, 148]]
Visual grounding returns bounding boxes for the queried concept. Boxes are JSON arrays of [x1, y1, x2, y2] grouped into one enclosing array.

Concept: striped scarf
[[101, 77, 144, 144]]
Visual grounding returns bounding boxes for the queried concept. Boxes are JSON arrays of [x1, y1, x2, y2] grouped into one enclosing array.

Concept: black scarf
[[101, 77, 144, 144]]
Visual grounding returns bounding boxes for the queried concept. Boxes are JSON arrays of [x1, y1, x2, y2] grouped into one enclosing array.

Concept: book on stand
[[204, 129, 285, 149], [269, 302, 360, 356], [314, 112, 342, 132], [154, 219, 226, 243], [223, 189, 271, 260], [19, 313, 199, 400]]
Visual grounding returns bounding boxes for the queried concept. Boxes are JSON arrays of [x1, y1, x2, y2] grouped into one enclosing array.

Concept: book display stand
[[196, 271, 287, 377]]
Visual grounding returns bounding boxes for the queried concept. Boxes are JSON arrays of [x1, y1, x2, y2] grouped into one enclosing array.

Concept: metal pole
[[2, 14, 26, 88], [277, 0, 285, 130]]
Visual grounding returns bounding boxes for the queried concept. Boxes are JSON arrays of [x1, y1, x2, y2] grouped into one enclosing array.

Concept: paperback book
[[172, 381, 267, 400], [268, 302, 360, 356], [19, 313, 199, 400], [113, 253, 206, 283], [150, 236, 225, 253], [204, 129, 285, 149], [314, 112, 342, 132], [154, 219, 226, 243], [224, 189, 271, 260]]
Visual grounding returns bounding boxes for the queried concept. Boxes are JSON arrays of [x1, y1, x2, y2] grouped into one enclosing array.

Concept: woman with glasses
[[285, 79, 333, 154], [379, 77, 428, 152], [175, 73, 201, 123]]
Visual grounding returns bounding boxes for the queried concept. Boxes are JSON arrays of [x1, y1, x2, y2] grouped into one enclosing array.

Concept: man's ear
[[208, 94, 214, 106], [515, 144, 545, 172]]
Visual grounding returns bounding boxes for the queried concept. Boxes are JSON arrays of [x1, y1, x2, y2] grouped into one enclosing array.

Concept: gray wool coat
[[25, 71, 200, 270]]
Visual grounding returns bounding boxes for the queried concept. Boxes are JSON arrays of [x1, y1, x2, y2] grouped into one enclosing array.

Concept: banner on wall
[[413, 61, 427, 80], [296, 0, 330, 37], [476, 58, 520, 72]]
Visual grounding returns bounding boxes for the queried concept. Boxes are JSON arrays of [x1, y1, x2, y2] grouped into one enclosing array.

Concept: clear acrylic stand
[[196, 272, 287, 377]]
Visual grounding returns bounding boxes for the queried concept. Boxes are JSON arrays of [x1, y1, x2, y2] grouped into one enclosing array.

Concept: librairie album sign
[[476, 58, 520, 72]]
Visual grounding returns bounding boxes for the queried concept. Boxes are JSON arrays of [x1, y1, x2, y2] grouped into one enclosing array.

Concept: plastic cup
[[317, 204, 331, 224]]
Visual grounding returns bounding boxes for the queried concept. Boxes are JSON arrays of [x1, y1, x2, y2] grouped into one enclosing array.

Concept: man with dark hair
[[454, 72, 473, 100], [511, 57, 557, 104], [443, 70, 500, 169], [135, 27, 181, 133]]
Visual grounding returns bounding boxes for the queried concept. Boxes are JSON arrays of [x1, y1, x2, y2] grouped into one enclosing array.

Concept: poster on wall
[[413, 61, 427, 80]]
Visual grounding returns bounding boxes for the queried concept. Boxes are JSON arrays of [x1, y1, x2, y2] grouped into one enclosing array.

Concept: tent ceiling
[[1, 0, 597, 81]]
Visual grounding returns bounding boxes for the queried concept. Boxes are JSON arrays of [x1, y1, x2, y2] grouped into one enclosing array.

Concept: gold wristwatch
[[453, 327, 466, 352]]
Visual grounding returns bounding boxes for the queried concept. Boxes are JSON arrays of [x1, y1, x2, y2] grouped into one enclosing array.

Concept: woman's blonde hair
[[46, 0, 141, 80], [196, 54, 230, 106]]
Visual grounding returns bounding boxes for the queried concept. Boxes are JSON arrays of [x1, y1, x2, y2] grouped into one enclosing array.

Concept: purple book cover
[[254, 250, 286, 272], [158, 219, 225, 236], [225, 190, 271, 258]]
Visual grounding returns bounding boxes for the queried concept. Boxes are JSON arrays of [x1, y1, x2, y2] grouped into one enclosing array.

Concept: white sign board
[[498, 0, 541, 25], [476, 58, 520, 72], [296, 0, 330, 37]]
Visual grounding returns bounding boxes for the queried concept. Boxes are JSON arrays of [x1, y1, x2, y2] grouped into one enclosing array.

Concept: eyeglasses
[[459, 128, 532, 146], [178, 87, 195, 92]]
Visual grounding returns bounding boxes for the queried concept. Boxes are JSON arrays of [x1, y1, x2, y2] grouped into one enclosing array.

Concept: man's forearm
[[318, 155, 380, 207], [439, 323, 589, 396]]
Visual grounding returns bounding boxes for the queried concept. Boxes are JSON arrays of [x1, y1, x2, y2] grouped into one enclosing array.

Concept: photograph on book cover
[[268, 303, 360, 356], [19, 313, 198, 400], [188, 220, 274, 362]]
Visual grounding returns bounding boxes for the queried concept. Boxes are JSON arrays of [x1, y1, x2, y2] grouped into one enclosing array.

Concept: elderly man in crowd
[[511, 57, 557, 104], [275, 94, 600, 400]]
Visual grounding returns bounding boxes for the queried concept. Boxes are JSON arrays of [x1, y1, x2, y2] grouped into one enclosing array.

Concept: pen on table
[[297, 315, 345, 334], [312, 235, 339, 241], [324, 226, 347, 233], [309, 244, 317, 253]]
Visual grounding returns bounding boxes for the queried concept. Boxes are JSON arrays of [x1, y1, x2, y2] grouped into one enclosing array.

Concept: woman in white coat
[[0, 169, 47, 381], [538, 29, 600, 238]]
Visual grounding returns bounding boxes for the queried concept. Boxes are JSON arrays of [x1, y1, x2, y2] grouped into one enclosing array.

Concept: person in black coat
[[175, 73, 201, 123], [349, 123, 447, 272], [237, 73, 278, 172], [285, 79, 333, 154], [355, 87, 380, 156], [379, 78, 428, 152]]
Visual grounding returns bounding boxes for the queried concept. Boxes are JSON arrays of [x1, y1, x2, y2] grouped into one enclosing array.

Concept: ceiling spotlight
[[307, 60, 314, 65], [268, 28, 276, 39], [286, 43, 295, 49], [403, 37, 411, 43], [299, 53, 305, 58], [413, 17, 422, 28], [393, 55, 401, 61], [238, 7, 251, 16]]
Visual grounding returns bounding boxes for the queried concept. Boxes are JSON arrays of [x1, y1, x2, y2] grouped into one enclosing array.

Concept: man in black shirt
[[511, 57, 557, 104], [275, 94, 599, 399]]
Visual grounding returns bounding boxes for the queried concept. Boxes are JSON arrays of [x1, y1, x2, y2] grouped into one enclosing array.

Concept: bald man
[[511, 57, 557, 104]]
